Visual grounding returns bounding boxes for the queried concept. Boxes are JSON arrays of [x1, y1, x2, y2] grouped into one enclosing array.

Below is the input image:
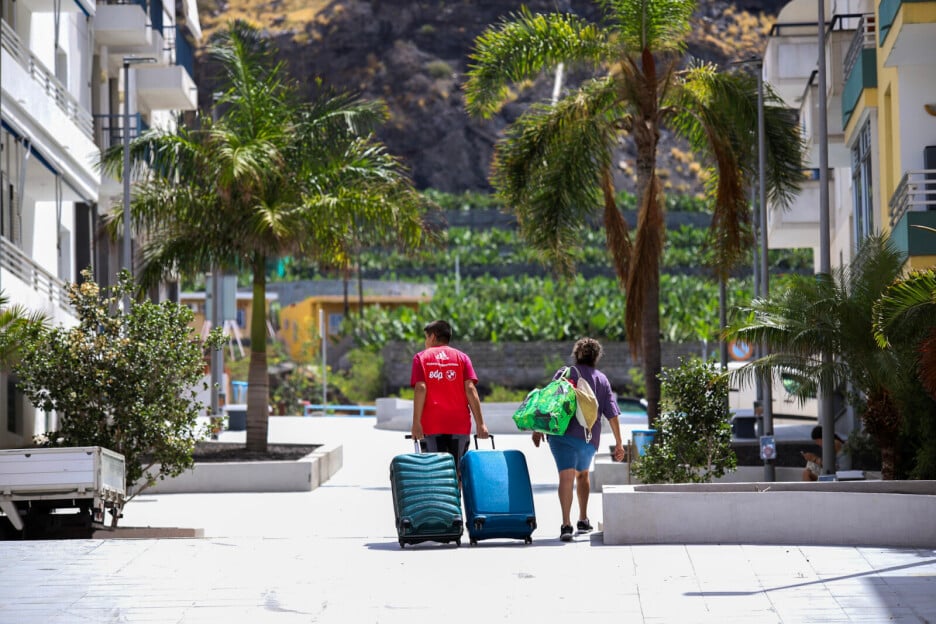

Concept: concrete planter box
[[602, 480, 936, 548], [590, 456, 806, 490], [140, 443, 342, 494]]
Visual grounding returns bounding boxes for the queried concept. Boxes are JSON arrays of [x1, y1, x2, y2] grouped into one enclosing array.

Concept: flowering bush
[[16, 270, 224, 509]]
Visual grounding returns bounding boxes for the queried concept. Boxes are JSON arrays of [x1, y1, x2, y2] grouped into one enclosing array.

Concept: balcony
[[94, 2, 150, 47], [1, 20, 99, 201], [0, 238, 75, 323], [135, 64, 197, 111], [879, 0, 936, 67], [93, 113, 144, 196], [766, 170, 834, 251], [842, 15, 877, 128], [888, 169, 936, 258], [764, 19, 821, 107]]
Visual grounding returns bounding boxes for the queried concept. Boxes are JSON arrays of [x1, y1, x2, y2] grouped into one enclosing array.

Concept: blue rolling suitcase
[[460, 436, 537, 545], [390, 438, 463, 548]]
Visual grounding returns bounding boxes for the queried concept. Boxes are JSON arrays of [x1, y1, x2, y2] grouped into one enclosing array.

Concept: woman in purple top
[[532, 337, 626, 541]]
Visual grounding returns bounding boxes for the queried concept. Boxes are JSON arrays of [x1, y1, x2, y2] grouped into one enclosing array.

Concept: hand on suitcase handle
[[472, 434, 495, 450]]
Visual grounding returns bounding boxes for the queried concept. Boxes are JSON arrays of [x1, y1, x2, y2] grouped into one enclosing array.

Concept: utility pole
[[816, 0, 835, 478]]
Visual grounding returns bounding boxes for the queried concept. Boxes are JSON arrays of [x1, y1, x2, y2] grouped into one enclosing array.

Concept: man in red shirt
[[411, 320, 489, 467]]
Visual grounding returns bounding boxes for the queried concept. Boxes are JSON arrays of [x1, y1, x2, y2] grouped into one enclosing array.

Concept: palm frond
[[599, 0, 694, 55], [873, 268, 936, 348], [489, 76, 622, 274], [464, 8, 608, 118]]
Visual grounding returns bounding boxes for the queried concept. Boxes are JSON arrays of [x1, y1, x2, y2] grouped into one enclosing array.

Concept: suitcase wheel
[[470, 538, 478, 546], [524, 536, 533, 545], [399, 540, 405, 549], [456, 538, 462, 547]]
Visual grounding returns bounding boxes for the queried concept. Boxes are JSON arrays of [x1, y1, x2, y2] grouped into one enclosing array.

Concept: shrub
[[15, 270, 225, 511], [633, 357, 737, 483], [485, 384, 530, 402], [333, 348, 384, 404]]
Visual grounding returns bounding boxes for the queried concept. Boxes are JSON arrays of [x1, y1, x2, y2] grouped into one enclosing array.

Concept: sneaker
[[559, 525, 574, 542], [577, 519, 593, 533]]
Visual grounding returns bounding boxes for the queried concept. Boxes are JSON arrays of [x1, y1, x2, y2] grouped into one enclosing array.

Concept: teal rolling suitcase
[[390, 439, 463, 548]]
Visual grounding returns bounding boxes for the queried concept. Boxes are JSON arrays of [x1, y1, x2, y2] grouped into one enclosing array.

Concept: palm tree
[[727, 234, 916, 479], [101, 22, 428, 451], [463, 1, 803, 422], [0, 290, 48, 371], [874, 268, 936, 401]]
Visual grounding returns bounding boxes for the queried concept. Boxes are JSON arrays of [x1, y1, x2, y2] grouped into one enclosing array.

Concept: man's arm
[[412, 381, 427, 440], [465, 380, 489, 438]]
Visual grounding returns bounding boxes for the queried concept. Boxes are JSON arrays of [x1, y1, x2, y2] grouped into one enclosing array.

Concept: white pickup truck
[[0, 446, 126, 537]]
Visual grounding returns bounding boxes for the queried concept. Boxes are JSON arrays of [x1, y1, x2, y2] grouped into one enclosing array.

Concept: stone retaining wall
[[382, 340, 706, 392]]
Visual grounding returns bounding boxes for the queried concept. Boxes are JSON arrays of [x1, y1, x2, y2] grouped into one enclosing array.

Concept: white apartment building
[[764, 0, 936, 271], [0, 0, 201, 447]]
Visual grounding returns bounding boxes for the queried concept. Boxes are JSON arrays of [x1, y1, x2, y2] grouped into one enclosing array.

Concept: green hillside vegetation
[[266, 190, 812, 349]]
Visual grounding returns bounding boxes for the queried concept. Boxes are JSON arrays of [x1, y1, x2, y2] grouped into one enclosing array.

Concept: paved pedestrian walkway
[[1, 417, 935, 623]]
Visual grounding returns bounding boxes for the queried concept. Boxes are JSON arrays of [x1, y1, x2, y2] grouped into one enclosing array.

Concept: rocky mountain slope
[[195, 0, 788, 194]]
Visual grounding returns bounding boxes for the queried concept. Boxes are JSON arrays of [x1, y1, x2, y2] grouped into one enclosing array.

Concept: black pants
[[422, 434, 471, 468]]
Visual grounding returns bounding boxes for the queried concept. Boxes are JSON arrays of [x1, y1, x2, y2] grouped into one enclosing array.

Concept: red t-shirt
[[410, 345, 478, 435]]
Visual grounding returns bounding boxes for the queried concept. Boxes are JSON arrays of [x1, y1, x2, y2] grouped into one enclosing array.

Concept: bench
[[303, 404, 377, 417]]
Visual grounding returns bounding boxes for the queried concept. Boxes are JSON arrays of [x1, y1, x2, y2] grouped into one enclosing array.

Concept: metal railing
[[0, 20, 94, 140], [93, 113, 144, 152], [0, 238, 72, 313], [844, 15, 876, 79], [889, 169, 936, 227]]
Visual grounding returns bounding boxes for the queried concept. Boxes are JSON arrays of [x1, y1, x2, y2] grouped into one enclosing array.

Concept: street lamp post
[[121, 56, 156, 306], [756, 62, 775, 481], [816, 1, 835, 478], [732, 56, 774, 480]]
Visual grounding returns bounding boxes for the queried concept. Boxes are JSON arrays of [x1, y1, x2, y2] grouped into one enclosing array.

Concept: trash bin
[[224, 404, 247, 431], [632, 429, 657, 457], [231, 381, 248, 403]]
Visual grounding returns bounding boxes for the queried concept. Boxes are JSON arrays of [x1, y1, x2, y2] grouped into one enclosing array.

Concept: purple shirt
[[553, 365, 620, 449]]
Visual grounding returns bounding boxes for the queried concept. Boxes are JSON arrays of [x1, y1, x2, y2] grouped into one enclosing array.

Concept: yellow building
[[842, 0, 936, 270], [278, 295, 429, 361]]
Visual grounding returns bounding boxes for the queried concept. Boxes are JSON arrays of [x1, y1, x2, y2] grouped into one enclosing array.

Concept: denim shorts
[[547, 434, 597, 472]]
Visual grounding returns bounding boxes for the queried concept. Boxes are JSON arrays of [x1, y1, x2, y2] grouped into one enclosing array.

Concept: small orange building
[[278, 294, 429, 361]]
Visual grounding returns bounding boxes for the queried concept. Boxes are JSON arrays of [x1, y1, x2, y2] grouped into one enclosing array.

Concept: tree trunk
[[246, 256, 270, 452], [631, 113, 663, 427], [642, 266, 661, 426], [863, 392, 900, 480]]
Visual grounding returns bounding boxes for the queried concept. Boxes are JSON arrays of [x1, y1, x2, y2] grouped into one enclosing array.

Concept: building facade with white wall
[[0, 0, 200, 448]]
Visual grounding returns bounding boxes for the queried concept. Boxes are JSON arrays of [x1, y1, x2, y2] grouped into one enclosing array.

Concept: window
[[328, 313, 343, 335], [851, 122, 874, 249]]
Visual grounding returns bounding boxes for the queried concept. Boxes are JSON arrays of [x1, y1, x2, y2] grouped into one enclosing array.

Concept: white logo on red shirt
[[445, 369, 457, 381]]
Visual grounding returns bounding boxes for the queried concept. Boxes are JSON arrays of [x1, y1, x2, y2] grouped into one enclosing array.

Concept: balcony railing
[[844, 15, 875, 79], [889, 170, 936, 227], [1, 20, 94, 140], [0, 238, 72, 314], [93, 113, 144, 152]]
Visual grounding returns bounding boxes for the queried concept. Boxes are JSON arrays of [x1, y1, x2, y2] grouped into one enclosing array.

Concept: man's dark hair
[[811, 426, 845, 443], [424, 320, 452, 344], [572, 337, 602, 367]]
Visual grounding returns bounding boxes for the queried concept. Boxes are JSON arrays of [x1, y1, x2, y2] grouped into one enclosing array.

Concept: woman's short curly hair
[[572, 337, 603, 367]]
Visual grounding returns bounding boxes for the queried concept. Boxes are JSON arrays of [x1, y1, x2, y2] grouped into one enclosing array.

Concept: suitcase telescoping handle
[[404, 434, 421, 453], [473, 434, 495, 450]]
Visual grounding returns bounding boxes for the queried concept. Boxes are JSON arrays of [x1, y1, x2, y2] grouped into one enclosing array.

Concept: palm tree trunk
[[642, 268, 662, 426], [863, 392, 900, 480], [246, 255, 270, 452], [631, 115, 664, 427]]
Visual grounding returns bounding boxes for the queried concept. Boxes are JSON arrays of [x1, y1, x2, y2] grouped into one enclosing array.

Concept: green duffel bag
[[512, 369, 577, 436]]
